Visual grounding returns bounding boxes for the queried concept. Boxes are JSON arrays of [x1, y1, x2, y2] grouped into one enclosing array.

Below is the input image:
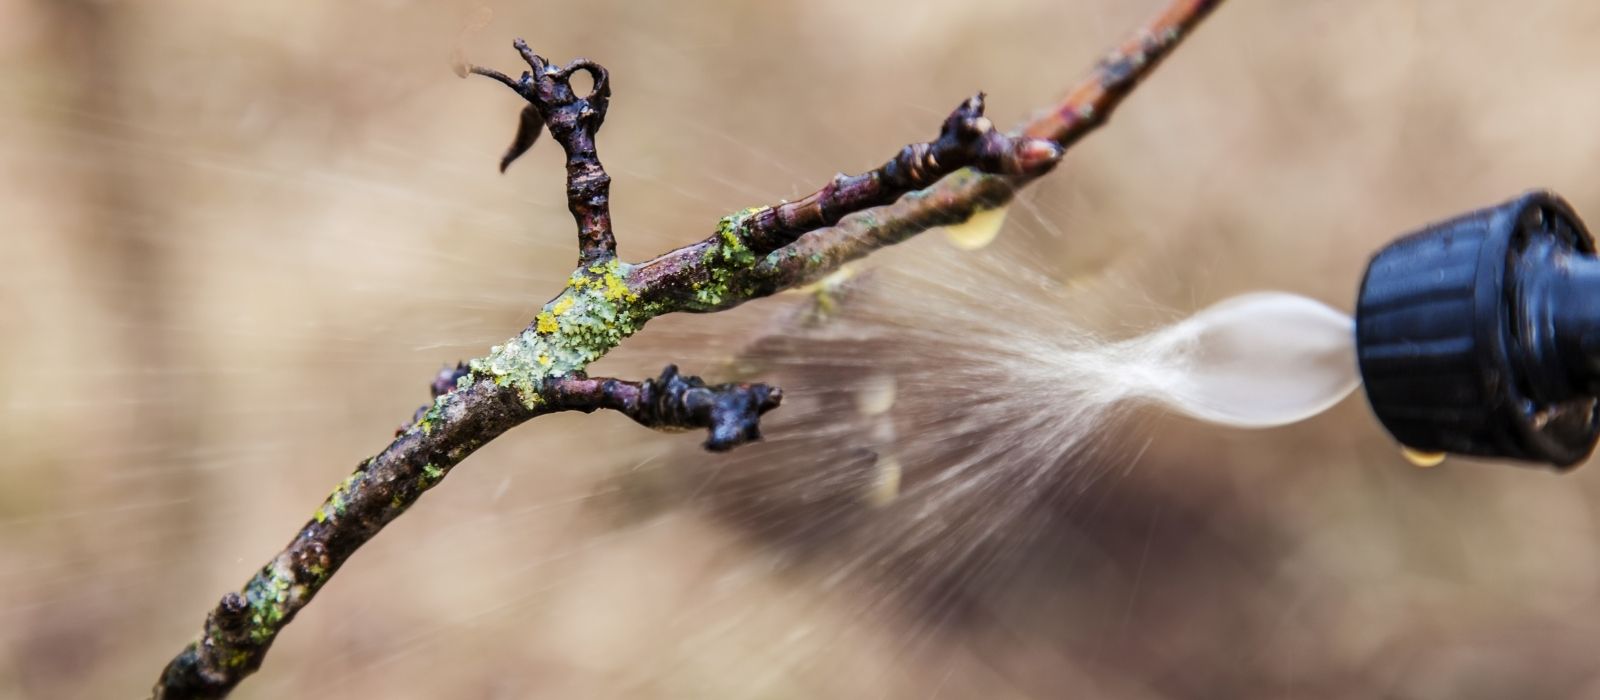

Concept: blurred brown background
[[7, 0, 1600, 697]]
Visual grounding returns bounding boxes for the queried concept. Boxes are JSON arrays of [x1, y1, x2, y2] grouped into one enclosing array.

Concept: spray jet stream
[[1043, 190, 1600, 473], [1135, 191, 1600, 471]]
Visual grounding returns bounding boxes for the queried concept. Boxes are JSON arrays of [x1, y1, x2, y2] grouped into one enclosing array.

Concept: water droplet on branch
[[943, 206, 1009, 250], [1400, 446, 1446, 468]]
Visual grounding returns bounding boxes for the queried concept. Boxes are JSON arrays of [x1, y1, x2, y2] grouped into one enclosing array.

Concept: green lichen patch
[[301, 558, 328, 582], [314, 472, 360, 524], [419, 463, 445, 490], [223, 647, 252, 669], [690, 207, 766, 309], [243, 562, 298, 645], [458, 212, 786, 406], [468, 258, 661, 408]]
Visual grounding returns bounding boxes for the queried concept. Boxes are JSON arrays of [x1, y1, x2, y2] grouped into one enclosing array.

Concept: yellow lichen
[[469, 258, 662, 410], [690, 208, 764, 309], [536, 312, 559, 334], [602, 271, 636, 301], [579, 259, 639, 302]]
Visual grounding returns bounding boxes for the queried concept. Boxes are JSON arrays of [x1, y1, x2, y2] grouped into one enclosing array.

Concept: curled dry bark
[[152, 1, 1223, 697]]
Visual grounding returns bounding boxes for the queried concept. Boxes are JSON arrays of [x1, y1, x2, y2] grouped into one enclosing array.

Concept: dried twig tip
[[641, 365, 783, 452]]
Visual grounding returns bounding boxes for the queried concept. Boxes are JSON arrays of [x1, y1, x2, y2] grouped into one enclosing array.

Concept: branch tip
[[674, 86, 1064, 265], [549, 367, 783, 452], [643, 364, 783, 451], [466, 64, 520, 90], [470, 41, 617, 261]]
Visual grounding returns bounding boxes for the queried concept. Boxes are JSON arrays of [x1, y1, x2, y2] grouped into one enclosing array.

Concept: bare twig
[[152, 1, 1223, 697], [471, 38, 616, 264], [548, 366, 783, 452]]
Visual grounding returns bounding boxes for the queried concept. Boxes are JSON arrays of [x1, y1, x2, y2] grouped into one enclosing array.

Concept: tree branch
[[152, 1, 1223, 697], [469, 38, 616, 265]]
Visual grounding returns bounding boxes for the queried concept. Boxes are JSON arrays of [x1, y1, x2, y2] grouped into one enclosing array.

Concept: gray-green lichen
[[467, 257, 659, 408], [243, 561, 299, 645], [419, 463, 444, 489], [689, 207, 763, 309], [463, 213, 773, 408]]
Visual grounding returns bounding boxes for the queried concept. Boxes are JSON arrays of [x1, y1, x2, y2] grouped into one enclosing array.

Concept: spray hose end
[[1356, 190, 1600, 469]]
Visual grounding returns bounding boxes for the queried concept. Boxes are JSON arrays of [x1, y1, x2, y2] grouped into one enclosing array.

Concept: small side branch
[[549, 366, 783, 451], [736, 94, 1064, 256], [467, 39, 617, 266]]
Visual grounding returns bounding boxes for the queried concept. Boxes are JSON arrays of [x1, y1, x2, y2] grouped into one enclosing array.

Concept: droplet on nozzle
[[944, 206, 1008, 250], [1400, 446, 1446, 468]]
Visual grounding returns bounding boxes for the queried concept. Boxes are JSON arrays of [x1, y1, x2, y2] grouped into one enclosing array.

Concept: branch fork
[[154, 2, 1225, 695]]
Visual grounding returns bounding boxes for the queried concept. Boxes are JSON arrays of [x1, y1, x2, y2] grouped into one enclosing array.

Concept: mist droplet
[[854, 374, 896, 416], [1401, 446, 1446, 468], [866, 455, 902, 506], [944, 206, 1008, 250]]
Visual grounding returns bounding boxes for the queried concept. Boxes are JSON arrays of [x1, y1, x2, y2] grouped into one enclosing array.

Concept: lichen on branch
[[468, 259, 656, 407], [152, 2, 1225, 697]]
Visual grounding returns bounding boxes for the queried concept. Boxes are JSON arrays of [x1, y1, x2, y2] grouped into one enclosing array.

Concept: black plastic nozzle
[[1356, 191, 1600, 469]]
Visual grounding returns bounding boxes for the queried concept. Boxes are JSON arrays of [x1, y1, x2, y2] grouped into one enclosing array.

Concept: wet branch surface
[[151, 1, 1222, 697]]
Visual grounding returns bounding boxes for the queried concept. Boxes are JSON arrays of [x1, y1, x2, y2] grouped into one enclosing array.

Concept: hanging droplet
[[866, 454, 902, 506], [854, 374, 897, 416], [944, 206, 1009, 250], [1400, 446, 1446, 468]]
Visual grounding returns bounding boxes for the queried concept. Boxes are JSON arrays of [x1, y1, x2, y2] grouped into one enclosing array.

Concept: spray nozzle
[[1357, 190, 1600, 468]]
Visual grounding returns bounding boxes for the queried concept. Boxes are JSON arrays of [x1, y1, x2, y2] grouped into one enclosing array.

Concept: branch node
[[697, 90, 1065, 262], [641, 365, 783, 451], [213, 592, 249, 633], [430, 362, 471, 398], [291, 542, 331, 582]]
